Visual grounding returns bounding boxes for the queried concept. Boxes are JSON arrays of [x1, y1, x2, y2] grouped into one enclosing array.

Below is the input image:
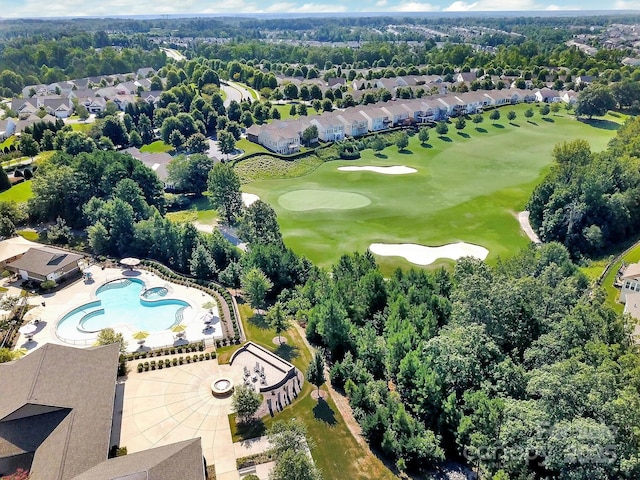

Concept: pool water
[[57, 278, 190, 339]]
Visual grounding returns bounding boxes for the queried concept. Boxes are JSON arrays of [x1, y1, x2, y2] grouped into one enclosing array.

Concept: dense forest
[[528, 116, 640, 258], [279, 244, 638, 479]]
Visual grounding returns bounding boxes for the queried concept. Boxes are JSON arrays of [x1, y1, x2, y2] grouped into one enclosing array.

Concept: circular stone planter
[[211, 378, 234, 397]]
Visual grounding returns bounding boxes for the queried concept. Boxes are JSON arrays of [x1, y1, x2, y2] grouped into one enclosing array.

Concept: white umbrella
[[120, 258, 141, 269], [18, 323, 37, 336]]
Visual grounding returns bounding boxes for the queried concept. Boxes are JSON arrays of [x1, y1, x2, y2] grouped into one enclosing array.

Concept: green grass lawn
[[140, 141, 173, 153], [234, 155, 323, 184], [0, 180, 33, 203], [0, 135, 16, 150], [70, 123, 92, 133], [17, 229, 39, 241], [166, 195, 218, 224], [244, 105, 624, 272], [236, 138, 269, 157], [595, 242, 640, 314], [231, 302, 397, 480]]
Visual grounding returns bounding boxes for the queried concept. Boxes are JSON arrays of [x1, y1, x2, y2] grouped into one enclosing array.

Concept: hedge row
[[137, 351, 216, 372], [123, 342, 204, 362]]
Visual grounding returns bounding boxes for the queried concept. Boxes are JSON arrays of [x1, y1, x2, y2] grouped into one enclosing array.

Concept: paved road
[[160, 47, 186, 62], [221, 81, 257, 107]]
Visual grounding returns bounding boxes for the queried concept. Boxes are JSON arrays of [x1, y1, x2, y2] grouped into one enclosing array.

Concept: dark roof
[[123, 147, 172, 182], [0, 343, 120, 480], [70, 439, 205, 480], [7, 247, 82, 278]]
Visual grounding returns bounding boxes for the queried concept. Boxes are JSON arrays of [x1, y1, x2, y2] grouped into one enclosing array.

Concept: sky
[[2, 0, 639, 18]]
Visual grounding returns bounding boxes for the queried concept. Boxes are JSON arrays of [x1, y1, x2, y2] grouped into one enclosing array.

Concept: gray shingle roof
[[0, 344, 120, 480], [70, 438, 205, 480], [7, 247, 82, 279]]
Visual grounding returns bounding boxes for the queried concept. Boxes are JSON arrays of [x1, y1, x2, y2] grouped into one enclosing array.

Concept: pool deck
[[8, 266, 222, 354]]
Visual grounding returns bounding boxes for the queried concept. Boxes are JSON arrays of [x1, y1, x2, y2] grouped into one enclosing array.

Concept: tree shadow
[[374, 153, 388, 159], [582, 118, 620, 131], [492, 123, 504, 129], [235, 419, 266, 440], [542, 117, 554, 122], [399, 149, 413, 154], [527, 120, 538, 126], [312, 397, 337, 425], [457, 132, 470, 138], [249, 313, 270, 330], [275, 342, 300, 364], [475, 127, 487, 133], [509, 122, 520, 127], [420, 142, 433, 148], [439, 135, 452, 142]]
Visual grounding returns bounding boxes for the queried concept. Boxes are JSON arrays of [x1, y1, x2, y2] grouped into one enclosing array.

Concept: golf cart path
[[517, 211, 541, 244]]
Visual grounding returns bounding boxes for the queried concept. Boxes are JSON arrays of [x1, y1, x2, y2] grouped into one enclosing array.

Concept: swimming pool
[[56, 278, 191, 340]]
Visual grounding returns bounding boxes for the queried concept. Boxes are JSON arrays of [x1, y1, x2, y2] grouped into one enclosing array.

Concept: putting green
[[278, 189, 371, 211]]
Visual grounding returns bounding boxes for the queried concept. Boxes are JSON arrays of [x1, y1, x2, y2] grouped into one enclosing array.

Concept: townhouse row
[[246, 88, 556, 155]]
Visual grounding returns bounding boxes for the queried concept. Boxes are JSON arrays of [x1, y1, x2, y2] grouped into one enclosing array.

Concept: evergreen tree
[[306, 351, 326, 397]]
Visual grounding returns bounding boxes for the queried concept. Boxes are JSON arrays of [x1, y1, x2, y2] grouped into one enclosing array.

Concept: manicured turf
[[232, 302, 396, 480], [140, 141, 173, 153], [70, 123, 92, 133], [244, 106, 624, 271], [166, 196, 218, 224], [278, 189, 371, 211], [236, 138, 269, 157], [0, 180, 33, 203], [0, 136, 16, 150], [234, 154, 323, 184]]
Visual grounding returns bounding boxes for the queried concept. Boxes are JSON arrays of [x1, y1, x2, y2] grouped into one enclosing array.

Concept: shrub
[[165, 359, 170, 367], [186, 355, 191, 363], [137, 363, 143, 373], [179, 356, 184, 364], [158, 361, 163, 369], [150, 360, 156, 370], [199, 354, 204, 361], [40, 279, 57, 290], [172, 358, 178, 366], [205, 352, 211, 360]]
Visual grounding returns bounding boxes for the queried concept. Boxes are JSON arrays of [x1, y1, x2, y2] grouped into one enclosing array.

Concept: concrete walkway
[[517, 210, 541, 244]]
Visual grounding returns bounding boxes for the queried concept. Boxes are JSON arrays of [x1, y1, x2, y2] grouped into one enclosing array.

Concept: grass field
[[244, 106, 624, 271], [236, 138, 269, 157], [0, 136, 16, 150], [0, 181, 32, 203], [140, 141, 173, 153], [166, 196, 218, 224], [70, 123, 92, 133], [235, 154, 323, 184]]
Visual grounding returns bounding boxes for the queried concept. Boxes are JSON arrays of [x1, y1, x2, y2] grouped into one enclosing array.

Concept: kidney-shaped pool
[[56, 278, 191, 341]]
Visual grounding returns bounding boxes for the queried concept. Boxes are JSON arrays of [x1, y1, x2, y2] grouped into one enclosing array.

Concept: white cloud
[[614, 0, 640, 7], [395, 2, 439, 11], [263, 2, 297, 11], [445, 0, 539, 10], [296, 2, 348, 11], [375, 0, 388, 5]]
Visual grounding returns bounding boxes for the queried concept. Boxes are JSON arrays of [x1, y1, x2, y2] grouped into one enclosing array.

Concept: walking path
[[517, 210, 541, 244], [291, 323, 368, 450]]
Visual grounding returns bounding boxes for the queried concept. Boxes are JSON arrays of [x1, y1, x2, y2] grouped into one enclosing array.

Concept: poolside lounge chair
[[254, 361, 260, 372]]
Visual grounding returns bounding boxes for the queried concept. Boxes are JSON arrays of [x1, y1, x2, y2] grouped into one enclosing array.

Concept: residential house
[[455, 72, 477, 84], [375, 78, 400, 94], [0, 343, 206, 480], [535, 88, 562, 103], [136, 67, 156, 79], [42, 98, 73, 119], [7, 246, 83, 282], [436, 97, 456, 117], [336, 110, 368, 137], [380, 102, 410, 126], [21, 84, 48, 97], [124, 147, 172, 184], [575, 75, 595, 87], [10, 98, 38, 116], [620, 263, 640, 304], [77, 96, 106, 114], [327, 77, 346, 89], [357, 106, 390, 132], [113, 94, 137, 111], [562, 90, 579, 104], [256, 121, 302, 154], [310, 113, 345, 142]]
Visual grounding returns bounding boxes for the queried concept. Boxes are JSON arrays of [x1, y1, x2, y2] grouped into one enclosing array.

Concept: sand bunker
[[279, 189, 371, 211], [338, 165, 417, 175], [369, 242, 489, 266], [242, 193, 260, 207]]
